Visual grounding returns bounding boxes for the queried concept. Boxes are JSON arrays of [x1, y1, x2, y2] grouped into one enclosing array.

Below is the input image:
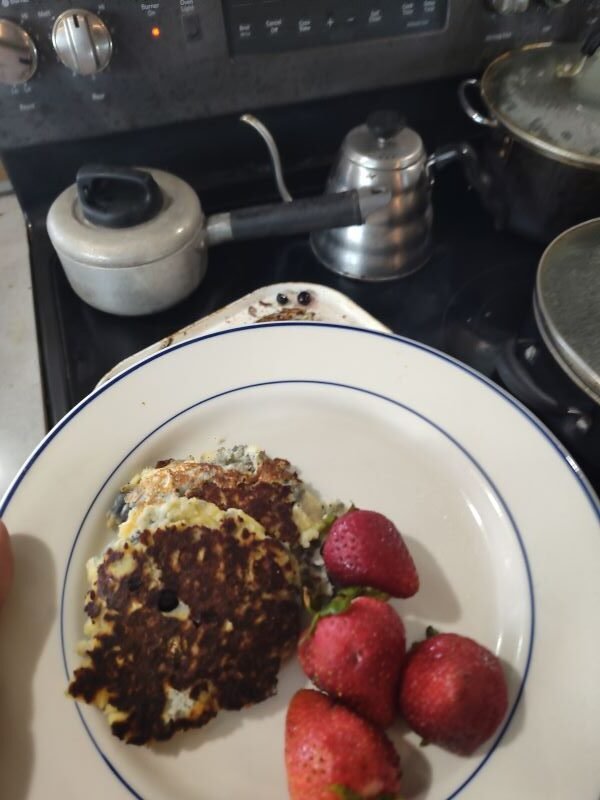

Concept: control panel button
[[0, 19, 37, 86], [297, 16, 314, 35], [264, 16, 286, 36], [182, 12, 203, 42], [324, 13, 337, 30], [224, 0, 449, 53], [367, 8, 384, 26], [52, 10, 113, 76], [236, 19, 255, 40]]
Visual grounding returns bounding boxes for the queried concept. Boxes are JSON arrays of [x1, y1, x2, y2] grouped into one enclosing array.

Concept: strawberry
[[285, 689, 401, 800], [399, 631, 509, 755], [322, 510, 419, 598], [299, 592, 406, 728]]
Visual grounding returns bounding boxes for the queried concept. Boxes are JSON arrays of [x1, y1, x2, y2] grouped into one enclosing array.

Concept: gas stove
[[1, 0, 598, 492]]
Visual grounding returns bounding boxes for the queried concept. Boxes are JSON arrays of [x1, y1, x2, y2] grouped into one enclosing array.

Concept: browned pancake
[[68, 510, 301, 745], [116, 448, 308, 547]]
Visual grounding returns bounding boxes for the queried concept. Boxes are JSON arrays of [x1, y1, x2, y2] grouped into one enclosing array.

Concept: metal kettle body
[[311, 112, 433, 282]]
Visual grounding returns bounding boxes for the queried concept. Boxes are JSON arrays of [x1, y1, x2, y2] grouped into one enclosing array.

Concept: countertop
[[0, 192, 46, 498]]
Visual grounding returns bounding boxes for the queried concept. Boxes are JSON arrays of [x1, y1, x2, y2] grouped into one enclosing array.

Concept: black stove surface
[[27, 169, 600, 492]]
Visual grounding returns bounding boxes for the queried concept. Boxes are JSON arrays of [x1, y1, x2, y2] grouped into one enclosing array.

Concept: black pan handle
[[496, 338, 562, 415], [76, 164, 163, 229], [582, 20, 600, 57], [207, 188, 390, 245]]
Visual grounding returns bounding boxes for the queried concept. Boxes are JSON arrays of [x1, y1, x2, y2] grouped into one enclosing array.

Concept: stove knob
[[0, 19, 38, 85], [52, 10, 112, 76]]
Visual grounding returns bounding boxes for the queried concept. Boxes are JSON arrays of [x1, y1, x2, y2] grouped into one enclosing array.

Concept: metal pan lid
[[534, 219, 600, 404], [482, 42, 600, 170]]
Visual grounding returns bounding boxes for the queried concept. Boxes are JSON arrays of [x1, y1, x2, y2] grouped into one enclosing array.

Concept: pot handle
[[206, 188, 391, 246], [458, 79, 499, 129], [581, 20, 600, 57], [496, 339, 562, 415]]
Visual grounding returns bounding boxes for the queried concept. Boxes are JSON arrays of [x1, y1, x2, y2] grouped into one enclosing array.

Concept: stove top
[[27, 168, 599, 493]]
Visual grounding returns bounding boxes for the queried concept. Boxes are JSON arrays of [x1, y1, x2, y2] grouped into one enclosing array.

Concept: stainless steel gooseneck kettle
[[311, 110, 489, 282]]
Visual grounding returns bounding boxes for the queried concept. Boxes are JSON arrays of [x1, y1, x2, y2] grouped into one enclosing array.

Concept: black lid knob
[[76, 164, 163, 229], [366, 110, 406, 140]]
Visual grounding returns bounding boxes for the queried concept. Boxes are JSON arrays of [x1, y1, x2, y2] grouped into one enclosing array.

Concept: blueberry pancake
[[113, 445, 326, 550], [68, 499, 301, 745]]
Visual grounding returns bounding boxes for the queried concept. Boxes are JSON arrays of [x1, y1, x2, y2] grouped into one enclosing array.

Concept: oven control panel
[[0, 0, 597, 149], [223, 0, 450, 54]]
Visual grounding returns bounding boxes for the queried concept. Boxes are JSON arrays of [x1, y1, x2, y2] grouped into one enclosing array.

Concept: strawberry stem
[[302, 587, 389, 638], [425, 625, 440, 639]]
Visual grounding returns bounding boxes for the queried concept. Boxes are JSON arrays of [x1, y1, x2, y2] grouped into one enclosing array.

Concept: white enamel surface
[[1, 323, 598, 800]]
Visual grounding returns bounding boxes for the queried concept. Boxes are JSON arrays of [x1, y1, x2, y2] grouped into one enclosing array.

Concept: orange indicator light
[[151, 26, 161, 39]]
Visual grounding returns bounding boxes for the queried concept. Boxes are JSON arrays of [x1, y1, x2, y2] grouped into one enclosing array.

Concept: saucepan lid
[[481, 30, 600, 170], [534, 218, 600, 404], [47, 166, 203, 268]]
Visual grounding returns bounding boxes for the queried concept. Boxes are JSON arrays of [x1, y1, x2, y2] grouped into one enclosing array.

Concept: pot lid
[[534, 219, 600, 404], [342, 110, 426, 171], [47, 167, 203, 268], [482, 42, 600, 170]]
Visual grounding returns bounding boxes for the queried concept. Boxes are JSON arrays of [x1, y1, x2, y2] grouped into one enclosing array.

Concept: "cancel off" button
[[265, 17, 285, 35]]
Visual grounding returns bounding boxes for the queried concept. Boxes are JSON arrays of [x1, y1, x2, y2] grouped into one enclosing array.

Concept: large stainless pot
[[459, 28, 600, 243]]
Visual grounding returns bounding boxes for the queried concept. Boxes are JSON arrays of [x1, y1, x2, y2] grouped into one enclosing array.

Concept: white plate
[[1, 322, 598, 800]]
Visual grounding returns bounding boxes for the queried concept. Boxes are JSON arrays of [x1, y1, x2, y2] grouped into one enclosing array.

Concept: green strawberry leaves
[[330, 784, 398, 800], [425, 625, 440, 639], [303, 586, 389, 637]]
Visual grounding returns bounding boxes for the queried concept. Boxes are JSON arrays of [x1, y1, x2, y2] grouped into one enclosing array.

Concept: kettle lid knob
[[367, 110, 406, 140]]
